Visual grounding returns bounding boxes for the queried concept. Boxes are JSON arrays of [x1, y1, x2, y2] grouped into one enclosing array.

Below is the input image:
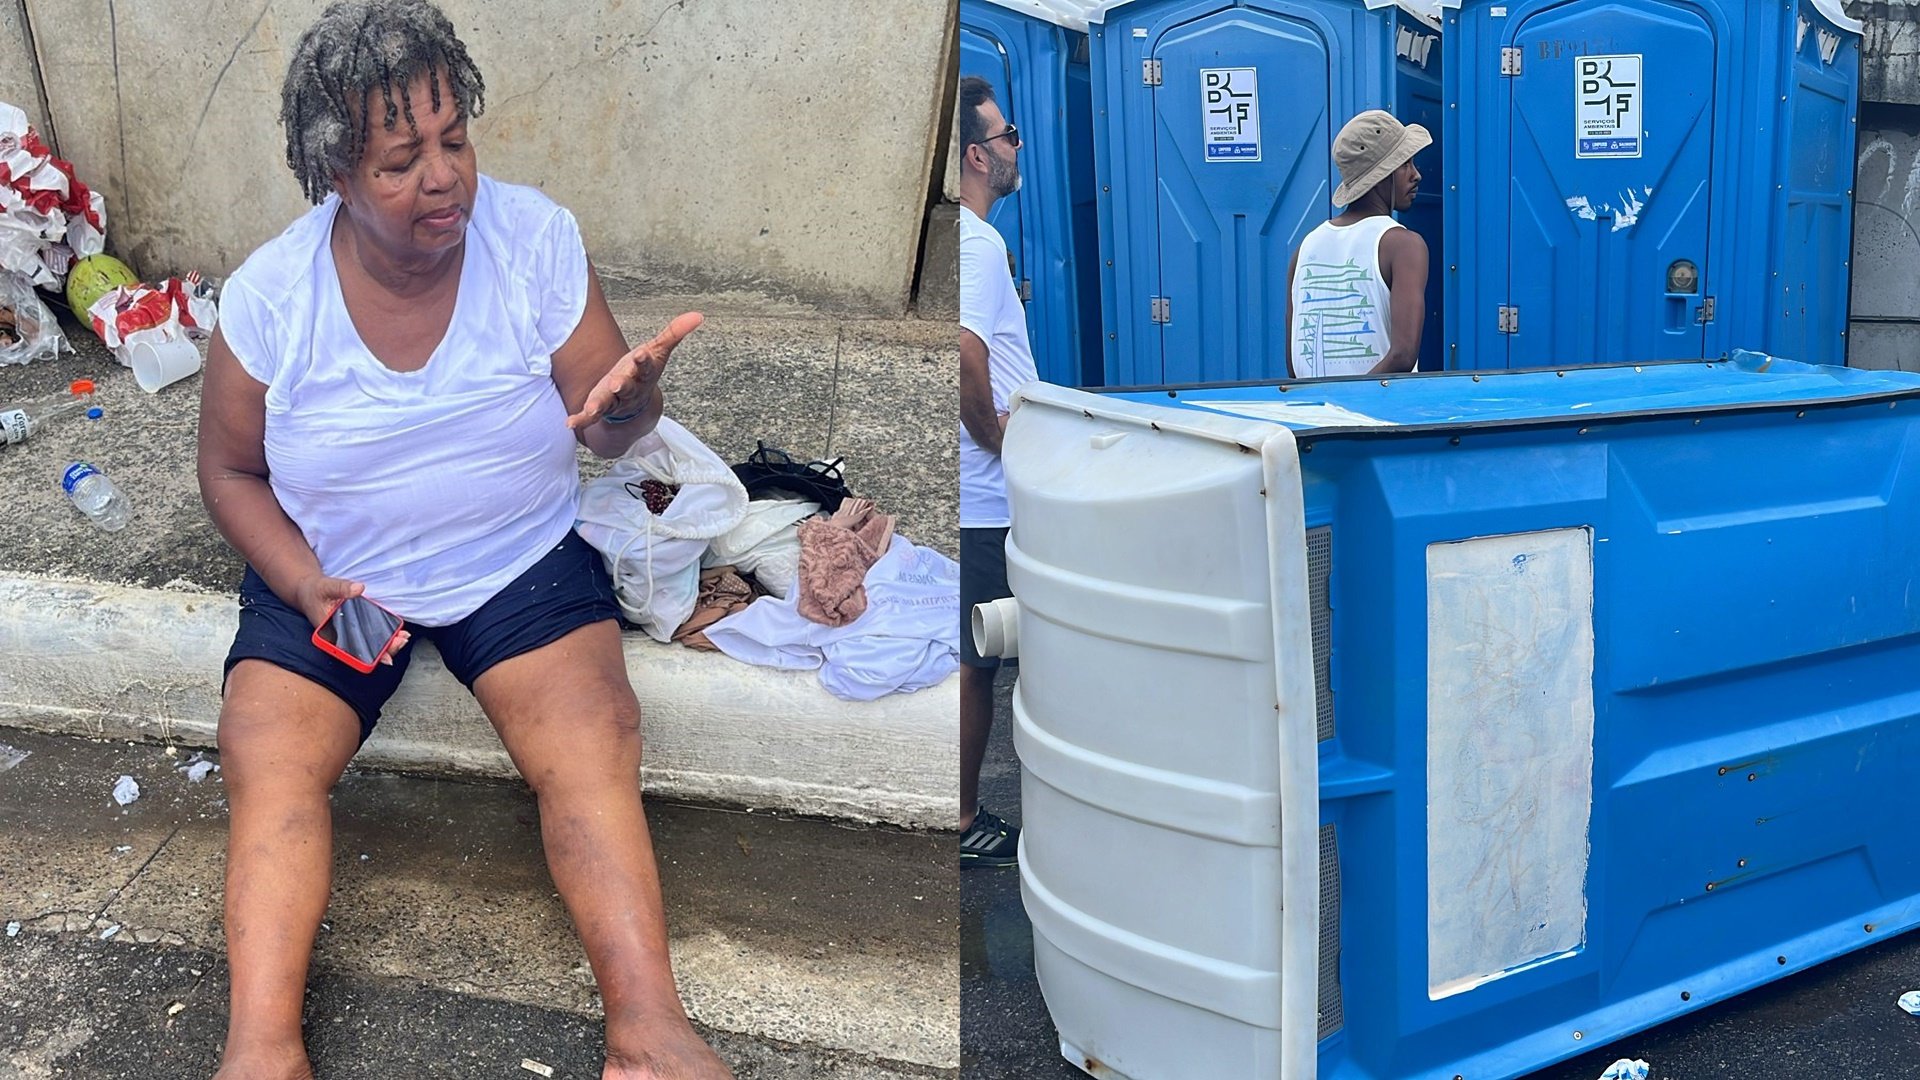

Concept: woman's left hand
[[566, 311, 705, 430]]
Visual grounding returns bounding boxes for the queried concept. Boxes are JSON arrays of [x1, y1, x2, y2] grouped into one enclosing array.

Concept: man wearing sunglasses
[[957, 74, 1035, 869]]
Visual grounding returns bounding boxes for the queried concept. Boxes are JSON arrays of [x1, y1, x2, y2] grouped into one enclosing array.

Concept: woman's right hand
[[292, 574, 412, 666]]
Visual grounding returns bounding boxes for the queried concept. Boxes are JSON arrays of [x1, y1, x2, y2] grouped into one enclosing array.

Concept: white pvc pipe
[[972, 597, 1020, 660]]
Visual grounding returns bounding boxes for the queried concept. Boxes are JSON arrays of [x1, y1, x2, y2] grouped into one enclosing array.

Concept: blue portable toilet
[[999, 355, 1920, 1080], [959, 0, 1106, 387], [1443, 0, 1861, 370], [1089, 0, 1445, 387]]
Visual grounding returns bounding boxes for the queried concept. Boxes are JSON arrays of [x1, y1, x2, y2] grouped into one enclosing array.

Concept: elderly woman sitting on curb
[[195, 2, 731, 1077]]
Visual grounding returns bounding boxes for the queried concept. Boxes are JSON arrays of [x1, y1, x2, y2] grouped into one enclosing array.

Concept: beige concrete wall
[[25, 0, 955, 312], [0, 0, 47, 136], [1859, 0, 1920, 105]]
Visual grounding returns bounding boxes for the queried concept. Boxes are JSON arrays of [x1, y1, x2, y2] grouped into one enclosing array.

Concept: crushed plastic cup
[[127, 336, 201, 393], [1899, 990, 1920, 1015], [1598, 1061, 1650, 1080]]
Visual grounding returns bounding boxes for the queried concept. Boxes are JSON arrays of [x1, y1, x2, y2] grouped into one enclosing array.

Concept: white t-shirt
[[1289, 215, 1403, 379], [958, 205, 1038, 529], [219, 174, 590, 626]]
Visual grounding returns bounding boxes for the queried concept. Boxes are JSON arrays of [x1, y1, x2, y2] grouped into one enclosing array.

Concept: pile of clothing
[[577, 435, 958, 701]]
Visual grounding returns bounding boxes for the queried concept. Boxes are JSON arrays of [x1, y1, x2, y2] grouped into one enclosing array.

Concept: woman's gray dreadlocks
[[279, 0, 486, 204]]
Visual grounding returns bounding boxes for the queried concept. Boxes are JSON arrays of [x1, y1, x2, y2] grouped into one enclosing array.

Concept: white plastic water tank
[[1000, 382, 1322, 1080]]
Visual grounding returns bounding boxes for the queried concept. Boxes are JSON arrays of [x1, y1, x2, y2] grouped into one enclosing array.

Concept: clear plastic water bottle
[[62, 461, 130, 532]]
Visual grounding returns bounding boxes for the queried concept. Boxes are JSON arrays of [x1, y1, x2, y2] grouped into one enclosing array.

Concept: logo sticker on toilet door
[[1575, 54, 1641, 158], [1201, 68, 1260, 161]]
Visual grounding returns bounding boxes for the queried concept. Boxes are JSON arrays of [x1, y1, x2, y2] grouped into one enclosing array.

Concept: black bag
[[730, 441, 851, 513]]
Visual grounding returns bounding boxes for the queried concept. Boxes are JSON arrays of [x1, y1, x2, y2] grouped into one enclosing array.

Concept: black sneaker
[[960, 807, 1020, 868]]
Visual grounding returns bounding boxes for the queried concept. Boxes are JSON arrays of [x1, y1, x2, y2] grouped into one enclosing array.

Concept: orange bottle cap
[[69, 379, 95, 395]]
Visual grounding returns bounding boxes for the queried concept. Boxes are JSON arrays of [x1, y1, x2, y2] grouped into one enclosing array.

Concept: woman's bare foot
[[210, 1037, 314, 1080], [604, 1015, 733, 1080]]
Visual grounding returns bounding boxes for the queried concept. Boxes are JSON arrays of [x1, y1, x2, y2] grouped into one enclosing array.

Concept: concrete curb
[[0, 574, 957, 829]]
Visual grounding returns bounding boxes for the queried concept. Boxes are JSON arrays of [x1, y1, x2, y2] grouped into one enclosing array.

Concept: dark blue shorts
[[960, 527, 1010, 669], [223, 530, 621, 744]]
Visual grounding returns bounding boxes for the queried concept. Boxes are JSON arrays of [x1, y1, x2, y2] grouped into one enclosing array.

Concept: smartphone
[[311, 595, 406, 674]]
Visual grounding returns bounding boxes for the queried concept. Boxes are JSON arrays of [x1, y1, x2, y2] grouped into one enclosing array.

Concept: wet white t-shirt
[[219, 174, 589, 626], [958, 205, 1038, 529]]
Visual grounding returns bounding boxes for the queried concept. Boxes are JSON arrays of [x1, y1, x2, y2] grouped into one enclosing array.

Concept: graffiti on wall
[[1859, 137, 1920, 220]]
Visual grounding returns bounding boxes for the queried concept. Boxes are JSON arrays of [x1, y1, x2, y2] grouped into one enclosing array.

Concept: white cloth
[[958, 205, 1038, 529], [218, 174, 590, 625], [1289, 215, 1403, 379], [701, 497, 820, 599], [702, 536, 959, 701]]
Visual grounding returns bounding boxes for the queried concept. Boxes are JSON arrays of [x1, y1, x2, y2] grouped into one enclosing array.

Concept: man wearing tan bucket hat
[[1285, 109, 1431, 379]]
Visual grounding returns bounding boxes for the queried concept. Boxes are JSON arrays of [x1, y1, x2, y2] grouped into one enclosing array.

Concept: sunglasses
[[978, 123, 1021, 149]]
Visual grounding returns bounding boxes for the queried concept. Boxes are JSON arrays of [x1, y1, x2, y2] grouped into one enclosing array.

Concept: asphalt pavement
[[0, 727, 958, 1078], [960, 667, 1920, 1080]]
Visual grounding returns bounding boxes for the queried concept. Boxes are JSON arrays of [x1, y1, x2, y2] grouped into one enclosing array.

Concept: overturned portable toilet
[[1444, 0, 1860, 370], [990, 355, 1920, 1079], [1091, 0, 1444, 386], [960, 0, 1107, 387]]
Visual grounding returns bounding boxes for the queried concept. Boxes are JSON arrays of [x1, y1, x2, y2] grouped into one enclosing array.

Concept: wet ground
[[959, 667, 1920, 1080], [0, 726, 959, 1078]]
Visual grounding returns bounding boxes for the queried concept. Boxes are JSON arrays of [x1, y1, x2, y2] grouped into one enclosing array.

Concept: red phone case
[[311, 596, 405, 674]]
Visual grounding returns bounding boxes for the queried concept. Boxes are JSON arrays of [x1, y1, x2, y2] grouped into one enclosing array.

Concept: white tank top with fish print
[[1289, 215, 1402, 379]]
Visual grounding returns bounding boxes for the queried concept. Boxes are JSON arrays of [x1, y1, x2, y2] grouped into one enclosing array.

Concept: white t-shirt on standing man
[[958, 205, 1038, 529]]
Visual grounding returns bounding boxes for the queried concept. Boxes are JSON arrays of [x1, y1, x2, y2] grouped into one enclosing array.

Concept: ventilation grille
[[1318, 822, 1345, 1040], [1308, 526, 1335, 742]]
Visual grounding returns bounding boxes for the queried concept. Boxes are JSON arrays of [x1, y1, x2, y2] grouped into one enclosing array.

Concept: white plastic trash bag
[[575, 417, 749, 642], [702, 496, 818, 599], [0, 269, 63, 365]]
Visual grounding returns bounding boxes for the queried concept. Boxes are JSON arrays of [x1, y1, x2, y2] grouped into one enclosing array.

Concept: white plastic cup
[[128, 337, 203, 393]]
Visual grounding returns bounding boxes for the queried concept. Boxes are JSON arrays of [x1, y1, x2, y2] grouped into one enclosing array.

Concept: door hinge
[[1497, 304, 1519, 334], [1018, 279, 1033, 303], [1501, 47, 1523, 75], [1143, 58, 1163, 86], [1696, 296, 1716, 324], [1150, 296, 1172, 324]]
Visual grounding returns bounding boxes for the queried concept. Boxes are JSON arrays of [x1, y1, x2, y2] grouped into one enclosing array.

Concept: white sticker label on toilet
[[1576, 54, 1642, 158], [1201, 67, 1260, 162]]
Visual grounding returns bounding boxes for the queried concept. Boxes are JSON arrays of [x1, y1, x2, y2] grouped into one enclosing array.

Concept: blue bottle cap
[[86, 407, 102, 420]]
